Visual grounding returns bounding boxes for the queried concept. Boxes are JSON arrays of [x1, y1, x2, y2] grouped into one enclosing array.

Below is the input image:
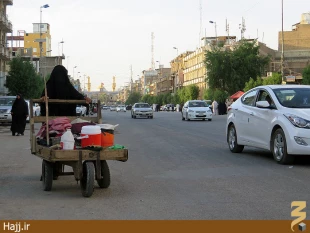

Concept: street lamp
[[39, 4, 49, 76], [173, 47, 178, 56], [209, 20, 218, 46], [73, 66, 77, 79], [58, 40, 64, 56], [40, 4, 49, 59]]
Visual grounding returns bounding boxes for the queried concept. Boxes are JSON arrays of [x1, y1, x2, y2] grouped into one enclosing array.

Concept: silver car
[[0, 96, 15, 123], [131, 103, 153, 119]]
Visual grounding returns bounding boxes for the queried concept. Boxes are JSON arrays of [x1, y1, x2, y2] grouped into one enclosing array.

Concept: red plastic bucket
[[81, 125, 101, 148]]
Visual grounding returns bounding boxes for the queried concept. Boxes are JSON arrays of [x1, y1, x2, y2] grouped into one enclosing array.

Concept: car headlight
[[207, 109, 212, 113], [6, 108, 11, 113], [284, 114, 310, 129]]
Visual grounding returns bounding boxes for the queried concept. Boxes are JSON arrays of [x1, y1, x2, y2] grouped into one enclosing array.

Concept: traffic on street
[[0, 110, 310, 220]]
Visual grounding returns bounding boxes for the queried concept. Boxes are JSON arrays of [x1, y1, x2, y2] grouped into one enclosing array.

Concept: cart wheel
[[42, 160, 53, 191], [97, 160, 111, 188], [80, 161, 95, 197]]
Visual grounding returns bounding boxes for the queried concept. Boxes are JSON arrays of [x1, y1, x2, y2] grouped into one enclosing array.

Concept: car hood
[[188, 107, 211, 111], [282, 108, 310, 120], [134, 108, 152, 111]]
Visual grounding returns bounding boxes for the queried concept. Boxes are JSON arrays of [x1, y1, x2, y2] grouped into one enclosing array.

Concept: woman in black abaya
[[10, 94, 29, 136], [40, 65, 91, 116]]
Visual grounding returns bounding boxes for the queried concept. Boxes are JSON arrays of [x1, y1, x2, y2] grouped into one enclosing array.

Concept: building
[[279, 13, 310, 51], [24, 23, 52, 58], [170, 51, 193, 93], [0, 0, 12, 95]]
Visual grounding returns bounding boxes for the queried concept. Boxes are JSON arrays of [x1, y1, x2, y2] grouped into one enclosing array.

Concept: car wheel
[[208, 119, 212, 121], [227, 124, 244, 153], [182, 113, 185, 121], [133, 114, 136, 119], [186, 113, 190, 121], [150, 116, 153, 119], [271, 128, 294, 164], [131, 114, 133, 118]]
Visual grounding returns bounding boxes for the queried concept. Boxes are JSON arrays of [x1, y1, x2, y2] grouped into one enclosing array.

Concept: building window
[[33, 48, 37, 52]]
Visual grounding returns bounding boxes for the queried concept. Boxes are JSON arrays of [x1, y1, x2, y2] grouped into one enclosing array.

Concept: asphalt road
[[0, 110, 309, 220]]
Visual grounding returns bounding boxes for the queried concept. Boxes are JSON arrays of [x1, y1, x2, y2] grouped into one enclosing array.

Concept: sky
[[7, 0, 310, 91]]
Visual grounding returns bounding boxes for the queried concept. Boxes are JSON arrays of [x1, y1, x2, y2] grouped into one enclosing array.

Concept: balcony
[[0, 47, 11, 60], [0, 12, 12, 32], [3, 0, 13, 5]]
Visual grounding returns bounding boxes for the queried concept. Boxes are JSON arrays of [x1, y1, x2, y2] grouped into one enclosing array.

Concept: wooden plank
[[34, 145, 128, 162], [32, 99, 88, 104], [33, 116, 99, 123]]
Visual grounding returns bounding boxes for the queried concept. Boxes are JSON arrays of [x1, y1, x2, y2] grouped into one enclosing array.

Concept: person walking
[[10, 93, 29, 136], [40, 65, 91, 116], [212, 100, 219, 115]]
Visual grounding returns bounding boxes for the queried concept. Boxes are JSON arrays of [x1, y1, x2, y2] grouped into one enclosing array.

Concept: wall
[[279, 24, 310, 51]]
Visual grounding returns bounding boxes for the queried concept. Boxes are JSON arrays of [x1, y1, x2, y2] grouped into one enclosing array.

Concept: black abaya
[[40, 65, 85, 116], [10, 94, 28, 135]]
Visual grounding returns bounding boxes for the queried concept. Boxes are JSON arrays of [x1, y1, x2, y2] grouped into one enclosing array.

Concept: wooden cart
[[29, 99, 128, 197]]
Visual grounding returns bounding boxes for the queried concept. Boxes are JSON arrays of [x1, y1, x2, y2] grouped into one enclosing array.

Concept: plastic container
[[80, 125, 101, 148], [97, 124, 118, 147], [60, 129, 75, 150]]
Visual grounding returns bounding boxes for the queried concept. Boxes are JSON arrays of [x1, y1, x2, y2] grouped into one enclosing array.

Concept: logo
[[291, 201, 307, 232]]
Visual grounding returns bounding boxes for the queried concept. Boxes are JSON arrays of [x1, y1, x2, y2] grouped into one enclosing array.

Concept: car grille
[[196, 111, 206, 114]]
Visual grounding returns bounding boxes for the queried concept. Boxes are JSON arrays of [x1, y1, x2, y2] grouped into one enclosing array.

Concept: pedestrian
[[212, 100, 219, 115], [40, 65, 92, 116], [10, 93, 29, 136]]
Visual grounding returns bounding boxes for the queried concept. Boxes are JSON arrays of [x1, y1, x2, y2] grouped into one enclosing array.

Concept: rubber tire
[[80, 161, 95, 197], [186, 113, 190, 121], [42, 160, 53, 191], [133, 115, 136, 119], [131, 114, 133, 118], [97, 160, 111, 189], [208, 119, 212, 121], [150, 116, 153, 119], [227, 124, 244, 153], [271, 128, 294, 165], [182, 113, 185, 121]]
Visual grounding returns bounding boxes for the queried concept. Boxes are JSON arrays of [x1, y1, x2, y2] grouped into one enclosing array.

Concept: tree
[[185, 85, 199, 100], [243, 73, 282, 92], [302, 65, 310, 85], [205, 41, 270, 95], [5, 57, 44, 99], [125, 92, 141, 105]]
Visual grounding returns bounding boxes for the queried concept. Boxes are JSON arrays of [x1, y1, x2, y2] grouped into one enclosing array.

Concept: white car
[[226, 85, 310, 165], [182, 100, 213, 121], [131, 103, 153, 119], [76, 105, 87, 116], [116, 105, 126, 112], [0, 96, 15, 123], [110, 106, 116, 111], [33, 103, 40, 116]]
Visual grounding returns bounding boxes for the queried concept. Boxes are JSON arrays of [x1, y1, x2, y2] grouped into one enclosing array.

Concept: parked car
[[116, 105, 126, 112], [182, 100, 212, 121], [131, 103, 153, 119], [110, 106, 117, 111], [226, 85, 310, 165], [126, 105, 132, 110], [0, 96, 15, 124], [76, 105, 87, 116], [101, 105, 109, 110]]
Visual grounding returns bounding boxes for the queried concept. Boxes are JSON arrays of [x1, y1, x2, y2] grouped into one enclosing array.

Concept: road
[[0, 110, 309, 220]]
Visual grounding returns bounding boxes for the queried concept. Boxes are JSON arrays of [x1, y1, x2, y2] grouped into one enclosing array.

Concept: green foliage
[[204, 89, 228, 103], [302, 65, 310, 85], [125, 92, 141, 105], [205, 41, 270, 95], [243, 73, 282, 92], [5, 57, 44, 99]]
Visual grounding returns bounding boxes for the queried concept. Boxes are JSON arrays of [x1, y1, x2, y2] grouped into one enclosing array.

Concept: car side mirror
[[256, 101, 270, 108]]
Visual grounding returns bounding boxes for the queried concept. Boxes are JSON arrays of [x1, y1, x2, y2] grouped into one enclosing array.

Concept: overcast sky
[[7, 0, 309, 91]]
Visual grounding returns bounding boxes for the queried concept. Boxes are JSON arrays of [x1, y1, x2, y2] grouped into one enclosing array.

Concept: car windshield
[[189, 102, 208, 107], [273, 88, 310, 108], [135, 104, 150, 108], [0, 98, 14, 106]]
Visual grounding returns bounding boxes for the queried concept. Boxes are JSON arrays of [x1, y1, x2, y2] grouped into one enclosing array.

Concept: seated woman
[[40, 65, 91, 116]]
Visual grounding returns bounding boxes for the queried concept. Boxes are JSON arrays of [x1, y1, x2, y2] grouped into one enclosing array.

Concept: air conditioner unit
[[267, 72, 273, 77]]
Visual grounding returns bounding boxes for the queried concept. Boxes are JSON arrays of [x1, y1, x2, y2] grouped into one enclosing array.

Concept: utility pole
[[226, 18, 230, 44], [151, 32, 155, 70], [130, 65, 133, 93], [281, 0, 285, 83]]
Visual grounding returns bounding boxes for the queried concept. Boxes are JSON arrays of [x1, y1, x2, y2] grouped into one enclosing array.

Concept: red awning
[[230, 91, 244, 100]]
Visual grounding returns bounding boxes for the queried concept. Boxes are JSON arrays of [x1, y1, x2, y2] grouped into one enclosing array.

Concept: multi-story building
[[155, 66, 171, 95], [24, 23, 52, 58], [0, 0, 12, 95], [170, 51, 193, 93]]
